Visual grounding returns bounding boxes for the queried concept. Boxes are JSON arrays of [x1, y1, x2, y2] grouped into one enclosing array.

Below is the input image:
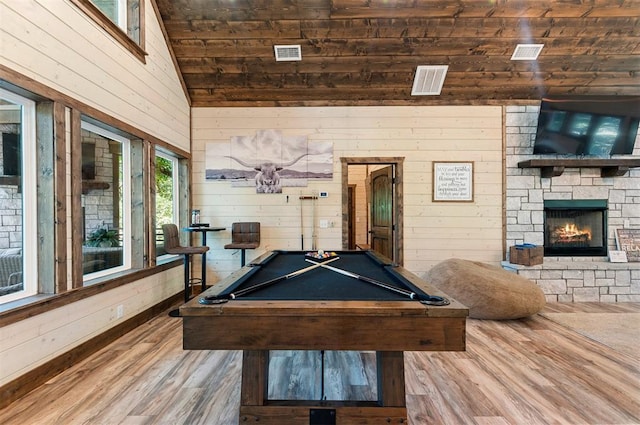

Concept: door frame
[[347, 184, 357, 250], [341, 157, 404, 266]]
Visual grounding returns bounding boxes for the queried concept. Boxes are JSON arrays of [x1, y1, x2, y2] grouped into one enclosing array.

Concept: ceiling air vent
[[511, 44, 544, 60], [411, 65, 448, 96], [274, 45, 302, 61]]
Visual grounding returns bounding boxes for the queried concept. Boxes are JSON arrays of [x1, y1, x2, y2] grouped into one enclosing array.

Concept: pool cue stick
[[305, 258, 417, 299], [200, 257, 340, 304], [300, 194, 304, 250], [229, 256, 341, 298], [311, 192, 317, 251]]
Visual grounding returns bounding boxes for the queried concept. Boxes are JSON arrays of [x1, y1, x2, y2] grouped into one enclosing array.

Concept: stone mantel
[[518, 158, 640, 178]]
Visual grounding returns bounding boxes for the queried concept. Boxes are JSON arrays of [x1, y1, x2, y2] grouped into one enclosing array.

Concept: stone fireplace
[[544, 200, 607, 257], [504, 105, 640, 302]]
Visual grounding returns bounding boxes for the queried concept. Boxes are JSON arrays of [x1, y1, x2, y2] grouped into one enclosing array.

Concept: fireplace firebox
[[543, 200, 608, 256]]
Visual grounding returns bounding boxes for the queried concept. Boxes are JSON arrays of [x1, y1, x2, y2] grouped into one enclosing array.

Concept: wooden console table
[[518, 158, 640, 178]]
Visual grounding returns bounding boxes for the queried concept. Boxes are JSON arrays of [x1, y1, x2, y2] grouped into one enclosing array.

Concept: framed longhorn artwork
[[206, 129, 333, 194]]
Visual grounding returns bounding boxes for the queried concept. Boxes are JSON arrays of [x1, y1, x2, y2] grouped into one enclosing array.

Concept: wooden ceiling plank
[[297, 17, 640, 39], [163, 17, 639, 42], [175, 55, 640, 74], [157, 0, 331, 21], [187, 85, 638, 104], [329, 1, 640, 19], [181, 71, 639, 91], [170, 36, 640, 58], [163, 19, 302, 39], [186, 86, 551, 101]]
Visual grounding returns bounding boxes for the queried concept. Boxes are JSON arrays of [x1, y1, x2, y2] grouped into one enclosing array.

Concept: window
[[90, 0, 139, 44], [81, 122, 131, 280], [0, 78, 185, 311], [0, 88, 37, 303], [155, 152, 179, 258], [70, 0, 145, 62]]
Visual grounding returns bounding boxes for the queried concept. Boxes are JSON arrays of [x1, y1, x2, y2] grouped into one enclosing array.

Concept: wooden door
[[369, 166, 393, 259]]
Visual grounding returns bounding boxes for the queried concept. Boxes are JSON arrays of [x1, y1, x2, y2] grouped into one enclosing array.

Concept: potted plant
[[85, 227, 120, 247]]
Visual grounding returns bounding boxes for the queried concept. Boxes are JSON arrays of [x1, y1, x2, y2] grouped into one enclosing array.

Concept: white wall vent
[[411, 65, 448, 96], [511, 44, 544, 60], [274, 45, 302, 61]]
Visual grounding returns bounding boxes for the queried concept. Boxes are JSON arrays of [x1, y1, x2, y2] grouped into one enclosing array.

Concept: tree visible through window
[[155, 153, 178, 257]]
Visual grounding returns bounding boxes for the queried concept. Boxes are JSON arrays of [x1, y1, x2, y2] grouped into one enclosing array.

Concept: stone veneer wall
[[505, 105, 640, 302], [82, 130, 116, 237], [0, 185, 21, 249]]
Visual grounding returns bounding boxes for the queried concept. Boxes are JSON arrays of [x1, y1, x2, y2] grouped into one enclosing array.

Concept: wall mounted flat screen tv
[[533, 96, 640, 156]]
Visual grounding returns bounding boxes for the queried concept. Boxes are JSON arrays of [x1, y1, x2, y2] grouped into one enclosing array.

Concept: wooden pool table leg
[[240, 350, 268, 407], [377, 351, 406, 407]]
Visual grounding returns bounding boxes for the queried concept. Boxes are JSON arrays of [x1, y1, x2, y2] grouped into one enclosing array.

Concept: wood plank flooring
[[1, 303, 638, 425]]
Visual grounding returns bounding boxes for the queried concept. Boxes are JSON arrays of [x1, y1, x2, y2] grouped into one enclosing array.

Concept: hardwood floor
[[1, 303, 638, 425]]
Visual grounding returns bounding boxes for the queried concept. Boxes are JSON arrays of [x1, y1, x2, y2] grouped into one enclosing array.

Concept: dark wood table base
[[240, 350, 408, 425]]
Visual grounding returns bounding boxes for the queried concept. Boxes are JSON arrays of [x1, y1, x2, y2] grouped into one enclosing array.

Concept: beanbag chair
[[425, 258, 545, 320]]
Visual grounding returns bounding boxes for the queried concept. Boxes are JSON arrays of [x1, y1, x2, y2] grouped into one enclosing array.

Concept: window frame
[[156, 151, 179, 225], [68, 0, 147, 63], [154, 151, 180, 262], [0, 88, 37, 304], [80, 121, 133, 281]]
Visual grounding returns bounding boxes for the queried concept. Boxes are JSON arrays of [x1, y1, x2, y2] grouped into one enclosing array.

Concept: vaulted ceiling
[[154, 0, 640, 107]]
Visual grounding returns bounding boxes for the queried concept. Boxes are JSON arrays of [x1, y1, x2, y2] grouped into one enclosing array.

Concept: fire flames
[[551, 223, 592, 244]]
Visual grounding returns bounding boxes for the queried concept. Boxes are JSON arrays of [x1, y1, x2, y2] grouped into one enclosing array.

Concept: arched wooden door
[[369, 166, 393, 259]]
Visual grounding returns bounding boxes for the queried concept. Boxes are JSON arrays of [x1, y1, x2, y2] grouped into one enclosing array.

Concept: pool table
[[180, 250, 467, 425]]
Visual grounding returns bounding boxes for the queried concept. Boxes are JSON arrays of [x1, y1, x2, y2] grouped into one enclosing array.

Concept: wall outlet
[[116, 304, 124, 319]]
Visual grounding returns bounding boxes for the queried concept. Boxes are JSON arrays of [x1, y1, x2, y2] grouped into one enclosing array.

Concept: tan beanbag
[[426, 258, 545, 320]]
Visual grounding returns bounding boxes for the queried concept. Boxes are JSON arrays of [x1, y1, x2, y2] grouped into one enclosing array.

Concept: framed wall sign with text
[[433, 161, 474, 202]]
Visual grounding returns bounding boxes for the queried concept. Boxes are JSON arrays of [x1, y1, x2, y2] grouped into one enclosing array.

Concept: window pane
[[90, 0, 139, 44], [0, 90, 36, 303], [82, 124, 128, 278], [92, 0, 119, 23], [155, 154, 178, 258], [0, 101, 24, 298]]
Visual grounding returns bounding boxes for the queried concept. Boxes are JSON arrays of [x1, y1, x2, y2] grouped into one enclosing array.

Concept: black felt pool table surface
[[218, 250, 427, 301]]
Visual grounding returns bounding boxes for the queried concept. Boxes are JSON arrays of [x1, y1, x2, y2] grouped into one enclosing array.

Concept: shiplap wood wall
[[0, 1, 189, 387], [0, 0, 190, 151], [0, 268, 183, 386], [191, 106, 504, 280]]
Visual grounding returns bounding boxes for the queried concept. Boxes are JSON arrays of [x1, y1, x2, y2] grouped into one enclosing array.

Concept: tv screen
[[533, 96, 640, 156]]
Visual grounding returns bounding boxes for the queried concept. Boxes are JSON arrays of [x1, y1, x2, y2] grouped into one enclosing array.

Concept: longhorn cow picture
[[225, 153, 310, 193], [205, 129, 333, 194]]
